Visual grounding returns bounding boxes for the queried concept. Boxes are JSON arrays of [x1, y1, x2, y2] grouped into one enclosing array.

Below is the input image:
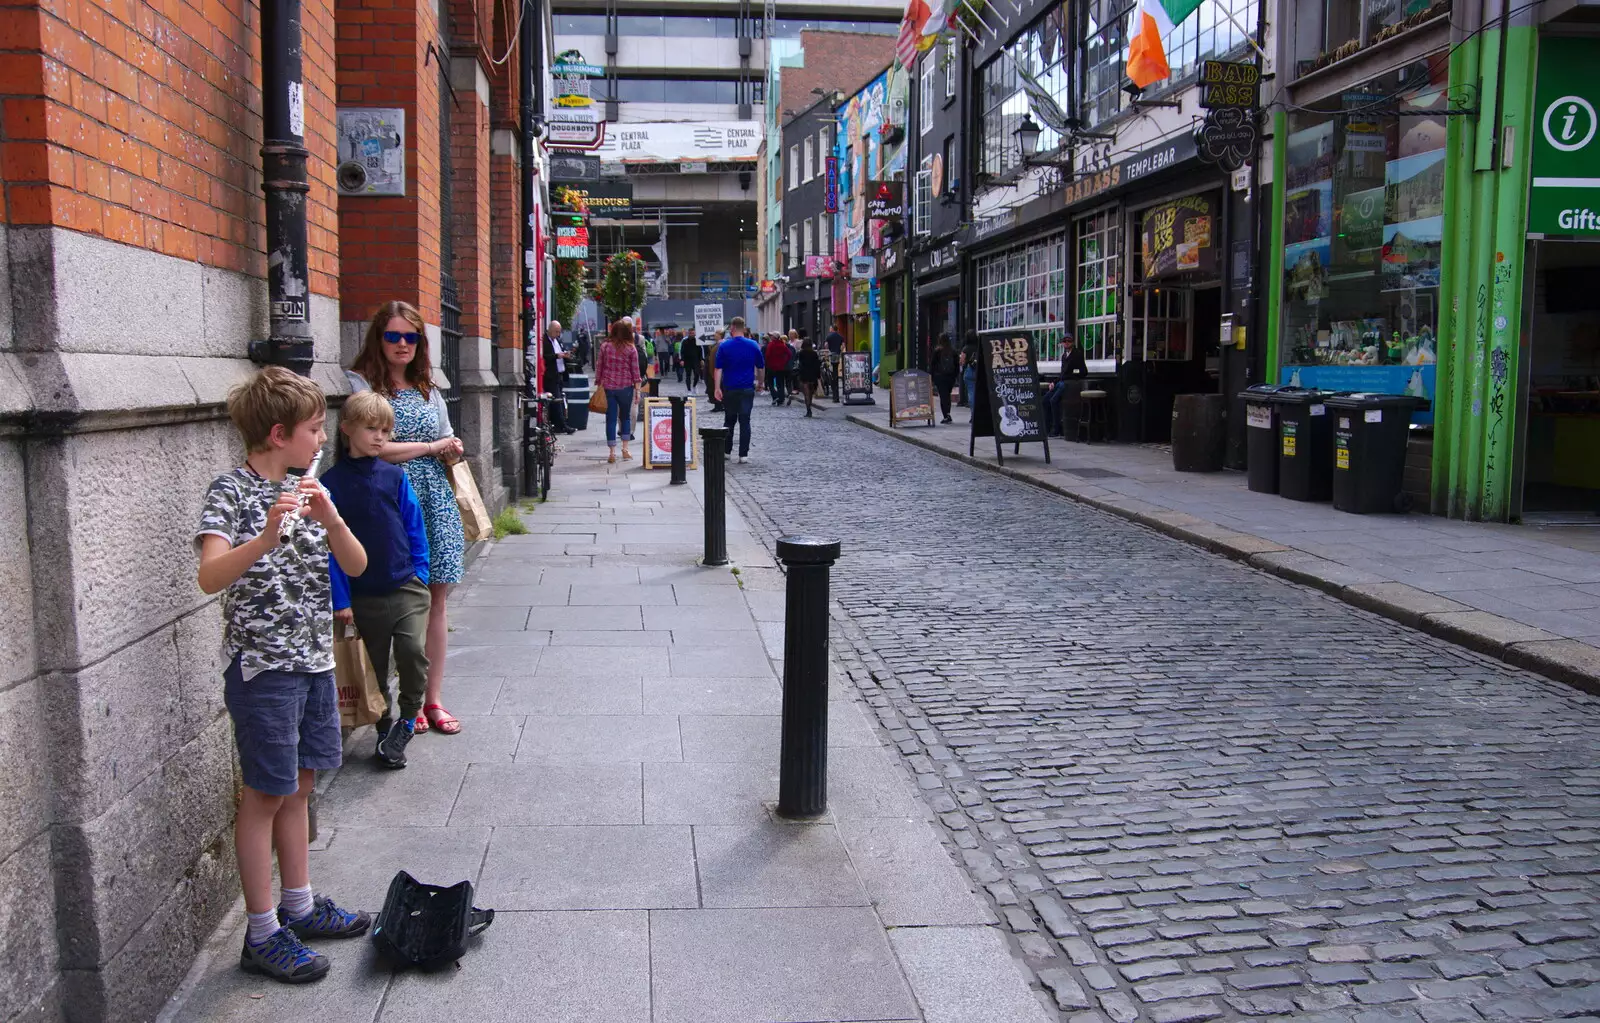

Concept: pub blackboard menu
[[889, 369, 934, 427], [841, 351, 875, 405], [975, 336, 1051, 465]]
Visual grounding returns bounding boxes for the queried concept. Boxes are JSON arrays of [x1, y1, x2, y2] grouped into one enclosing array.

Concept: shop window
[[1075, 209, 1121, 363], [975, 233, 1068, 360], [978, 6, 1068, 178], [1281, 56, 1446, 389], [1080, 0, 1257, 127], [1130, 287, 1191, 361]]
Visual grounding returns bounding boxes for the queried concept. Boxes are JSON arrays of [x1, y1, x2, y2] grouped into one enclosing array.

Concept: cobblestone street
[[727, 403, 1600, 1023]]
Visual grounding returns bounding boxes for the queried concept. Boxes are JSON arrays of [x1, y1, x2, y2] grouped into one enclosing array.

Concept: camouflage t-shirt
[[195, 467, 335, 678]]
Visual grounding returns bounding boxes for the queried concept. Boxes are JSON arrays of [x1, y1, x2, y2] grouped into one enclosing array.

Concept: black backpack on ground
[[371, 870, 494, 970]]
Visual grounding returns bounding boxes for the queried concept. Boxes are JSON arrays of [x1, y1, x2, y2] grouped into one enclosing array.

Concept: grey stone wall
[[0, 226, 343, 1023]]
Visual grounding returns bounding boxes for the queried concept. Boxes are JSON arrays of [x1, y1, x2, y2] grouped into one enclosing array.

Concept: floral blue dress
[[391, 388, 465, 584]]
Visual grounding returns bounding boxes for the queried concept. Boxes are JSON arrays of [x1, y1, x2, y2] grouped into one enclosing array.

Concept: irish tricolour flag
[[1126, 0, 1204, 89]]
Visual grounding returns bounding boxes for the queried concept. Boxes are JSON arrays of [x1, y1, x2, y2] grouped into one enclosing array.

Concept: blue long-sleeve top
[[321, 455, 430, 609]]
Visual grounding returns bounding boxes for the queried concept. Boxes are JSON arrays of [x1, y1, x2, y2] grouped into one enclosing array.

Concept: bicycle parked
[[523, 391, 559, 500]]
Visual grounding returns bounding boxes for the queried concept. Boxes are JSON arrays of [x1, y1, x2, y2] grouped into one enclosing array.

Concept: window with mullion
[[978, 6, 1068, 179], [1079, 0, 1258, 128], [1074, 208, 1121, 363]]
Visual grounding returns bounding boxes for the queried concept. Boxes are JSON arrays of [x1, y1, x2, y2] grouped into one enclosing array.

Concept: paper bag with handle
[[446, 456, 494, 542], [335, 621, 387, 728]]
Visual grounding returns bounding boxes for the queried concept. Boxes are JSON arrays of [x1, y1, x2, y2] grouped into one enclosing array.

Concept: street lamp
[[1014, 114, 1042, 161]]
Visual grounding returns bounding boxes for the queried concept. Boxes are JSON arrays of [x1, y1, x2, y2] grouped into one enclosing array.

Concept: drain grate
[[1060, 466, 1126, 480]]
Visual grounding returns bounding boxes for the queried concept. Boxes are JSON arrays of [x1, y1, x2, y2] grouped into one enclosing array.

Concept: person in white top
[[543, 320, 572, 434]]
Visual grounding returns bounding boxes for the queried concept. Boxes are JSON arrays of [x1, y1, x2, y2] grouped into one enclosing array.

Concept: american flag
[[895, 0, 930, 68]]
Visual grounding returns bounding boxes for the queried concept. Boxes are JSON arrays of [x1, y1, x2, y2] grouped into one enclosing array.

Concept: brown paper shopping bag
[[447, 457, 493, 542], [335, 622, 387, 728]]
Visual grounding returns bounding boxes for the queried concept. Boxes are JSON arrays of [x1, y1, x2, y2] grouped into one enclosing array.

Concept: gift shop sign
[[1530, 36, 1600, 237]]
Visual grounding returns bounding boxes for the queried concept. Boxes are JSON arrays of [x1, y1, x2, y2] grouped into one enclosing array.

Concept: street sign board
[[693, 303, 724, 339], [850, 255, 875, 279], [1198, 60, 1261, 110], [1530, 36, 1600, 237]]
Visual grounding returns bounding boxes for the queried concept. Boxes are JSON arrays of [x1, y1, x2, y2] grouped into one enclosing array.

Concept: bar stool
[[1077, 389, 1108, 443]]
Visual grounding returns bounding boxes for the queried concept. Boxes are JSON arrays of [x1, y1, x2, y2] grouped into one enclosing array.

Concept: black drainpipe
[[520, 0, 542, 495], [252, 0, 313, 375]]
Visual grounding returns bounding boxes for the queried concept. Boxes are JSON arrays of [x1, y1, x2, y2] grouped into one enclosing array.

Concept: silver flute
[[278, 451, 323, 544]]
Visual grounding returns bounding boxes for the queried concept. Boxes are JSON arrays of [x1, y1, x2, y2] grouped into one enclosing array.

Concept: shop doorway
[[1518, 240, 1600, 520], [1125, 284, 1222, 441]]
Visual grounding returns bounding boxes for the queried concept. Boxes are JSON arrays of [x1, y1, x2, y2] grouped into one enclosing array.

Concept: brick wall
[[335, 0, 442, 325], [0, 0, 339, 295], [776, 31, 895, 123]]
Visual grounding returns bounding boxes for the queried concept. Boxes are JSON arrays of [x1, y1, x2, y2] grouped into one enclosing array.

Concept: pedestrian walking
[[597, 319, 642, 463], [764, 333, 791, 406], [707, 331, 725, 413], [572, 327, 591, 373], [348, 300, 466, 737], [824, 320, 846, 402], [795, 338, 823, 417], [960, 329, 981, 410], [930, 332, 959, 424], [785, 330, 802, 404], [321, 390, 431, 770], [196, 367, 372, 984], [713, 317, 764, 462], [682, 332, 703, 392]]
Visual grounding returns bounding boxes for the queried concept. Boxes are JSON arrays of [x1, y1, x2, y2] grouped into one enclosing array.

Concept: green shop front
[[1268, 30, 1600, 522]]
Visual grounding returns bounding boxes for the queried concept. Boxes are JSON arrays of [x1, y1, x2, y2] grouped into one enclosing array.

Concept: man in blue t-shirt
[[713, 316, 766, 462]]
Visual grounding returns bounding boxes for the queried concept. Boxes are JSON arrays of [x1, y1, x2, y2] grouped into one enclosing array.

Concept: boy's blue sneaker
[[279, 895, 372, 939], [375, 718, 415, 769], [240, 927, 330, 984]]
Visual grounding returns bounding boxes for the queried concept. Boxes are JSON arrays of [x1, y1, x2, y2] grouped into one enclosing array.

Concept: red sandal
[[413, 712, 428, 734], [423, 703, 461, 735]]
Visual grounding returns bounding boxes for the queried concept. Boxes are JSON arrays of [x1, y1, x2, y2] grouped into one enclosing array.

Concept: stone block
[[0, 223, 11, 350], [1342, 582, 1471, 628], [53, 714, 236, 971], [0, 678, 51, 864], [45, 611, 225, 824], [0, 833, 59, 1023], [477, 825, 697, 910], [311, 293, 341, 367], [837, 818, 996, 926], [1505, 639, 1600, 695], [31, 420, 234, 669], [0, 353, 29, 416], [0, 442, 36, 688], [696, 822, 869, 908], [888, 924, 1055, 1023], [1421, 610, 1559, 658]]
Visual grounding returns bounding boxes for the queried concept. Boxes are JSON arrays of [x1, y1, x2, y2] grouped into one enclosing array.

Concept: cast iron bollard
[[699, 427, 729, 566], [668, 395, 687, 485], [776, 535, 842, 819]]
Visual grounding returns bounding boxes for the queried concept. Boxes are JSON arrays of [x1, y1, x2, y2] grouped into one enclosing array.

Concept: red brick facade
[[776, 31, 895, 123], [0, 0, 340, 294]]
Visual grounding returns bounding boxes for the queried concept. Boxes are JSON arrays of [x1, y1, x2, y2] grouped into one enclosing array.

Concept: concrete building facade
[[0, 0, 534, 1017]]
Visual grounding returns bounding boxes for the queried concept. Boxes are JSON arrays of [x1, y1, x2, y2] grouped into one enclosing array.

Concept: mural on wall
[[836, 67, 909, 262]]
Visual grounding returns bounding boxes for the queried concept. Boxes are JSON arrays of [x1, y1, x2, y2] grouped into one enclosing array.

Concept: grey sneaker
[[738, 455, 749, 463], [375, 718, 414, 769], [279, 894, 372, 939], [240, 928, 330, 984]]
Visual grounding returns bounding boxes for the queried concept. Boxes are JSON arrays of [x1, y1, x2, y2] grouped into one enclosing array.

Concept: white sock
[[246, 909, 280, 945], [281, 884, 314, 919]]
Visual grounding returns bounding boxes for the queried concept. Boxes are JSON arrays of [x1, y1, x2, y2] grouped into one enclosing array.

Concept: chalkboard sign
[[889, 369, 934, 427], [841, 351, 875, 405], [974, 336, 1050, 465]]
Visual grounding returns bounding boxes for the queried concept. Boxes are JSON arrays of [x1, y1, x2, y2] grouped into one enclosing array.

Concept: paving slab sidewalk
[[847, 401, 1600, 694], [158, 399, 1050, 1023]]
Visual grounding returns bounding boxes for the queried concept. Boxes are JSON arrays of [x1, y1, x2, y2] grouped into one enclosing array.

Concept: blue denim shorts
[[223, 657, 343, 796]]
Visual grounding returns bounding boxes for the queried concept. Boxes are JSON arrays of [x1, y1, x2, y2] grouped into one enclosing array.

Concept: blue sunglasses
[[383, 331, 421, 345]]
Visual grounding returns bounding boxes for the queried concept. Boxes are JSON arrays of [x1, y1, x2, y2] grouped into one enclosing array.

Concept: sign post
[[693, 303, 725, 339], [1530, 37, 1600, 237], [975, 336, 1050, 465]]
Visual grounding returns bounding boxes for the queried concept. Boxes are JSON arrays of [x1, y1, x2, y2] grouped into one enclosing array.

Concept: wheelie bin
[[1325, 393, 1429, 514], [1239, 384, 1284, 493], [564, 373, 590, 431], [1269, 387, 1335, 502]]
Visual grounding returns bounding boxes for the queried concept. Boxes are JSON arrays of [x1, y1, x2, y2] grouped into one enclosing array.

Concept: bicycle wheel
[[527, 441, 546, 499], [538, 436, 554, 499]]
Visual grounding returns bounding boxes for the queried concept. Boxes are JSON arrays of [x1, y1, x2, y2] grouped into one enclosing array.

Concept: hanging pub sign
[[804, 255, 834, 278], [840, 351, 875, 404], [552, 49, 604, 77], [1198, 60, 1261, 110], [889, 369, 934, 427], [972, 336, 1050, 465], [554, 222, 589, 259], [561, 181, 633, 213], [1196, 107, 1257, 172], [1141, 194, 1217, 279], [866, 180, 904, 220], [550, 152, 601, 182], [824, 156, 839, 213]]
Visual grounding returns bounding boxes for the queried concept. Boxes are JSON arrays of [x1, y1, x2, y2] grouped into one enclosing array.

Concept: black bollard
[[776, 535, 841, 819], [668, 395, 687, 486], [699, 427, 729, 566]]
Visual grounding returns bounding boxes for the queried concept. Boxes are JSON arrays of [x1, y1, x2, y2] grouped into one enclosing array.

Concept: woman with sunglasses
[[346, 301, 467, 736]]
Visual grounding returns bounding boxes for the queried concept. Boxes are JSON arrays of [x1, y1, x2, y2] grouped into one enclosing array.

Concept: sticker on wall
[[336, 108, 405, 196]]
